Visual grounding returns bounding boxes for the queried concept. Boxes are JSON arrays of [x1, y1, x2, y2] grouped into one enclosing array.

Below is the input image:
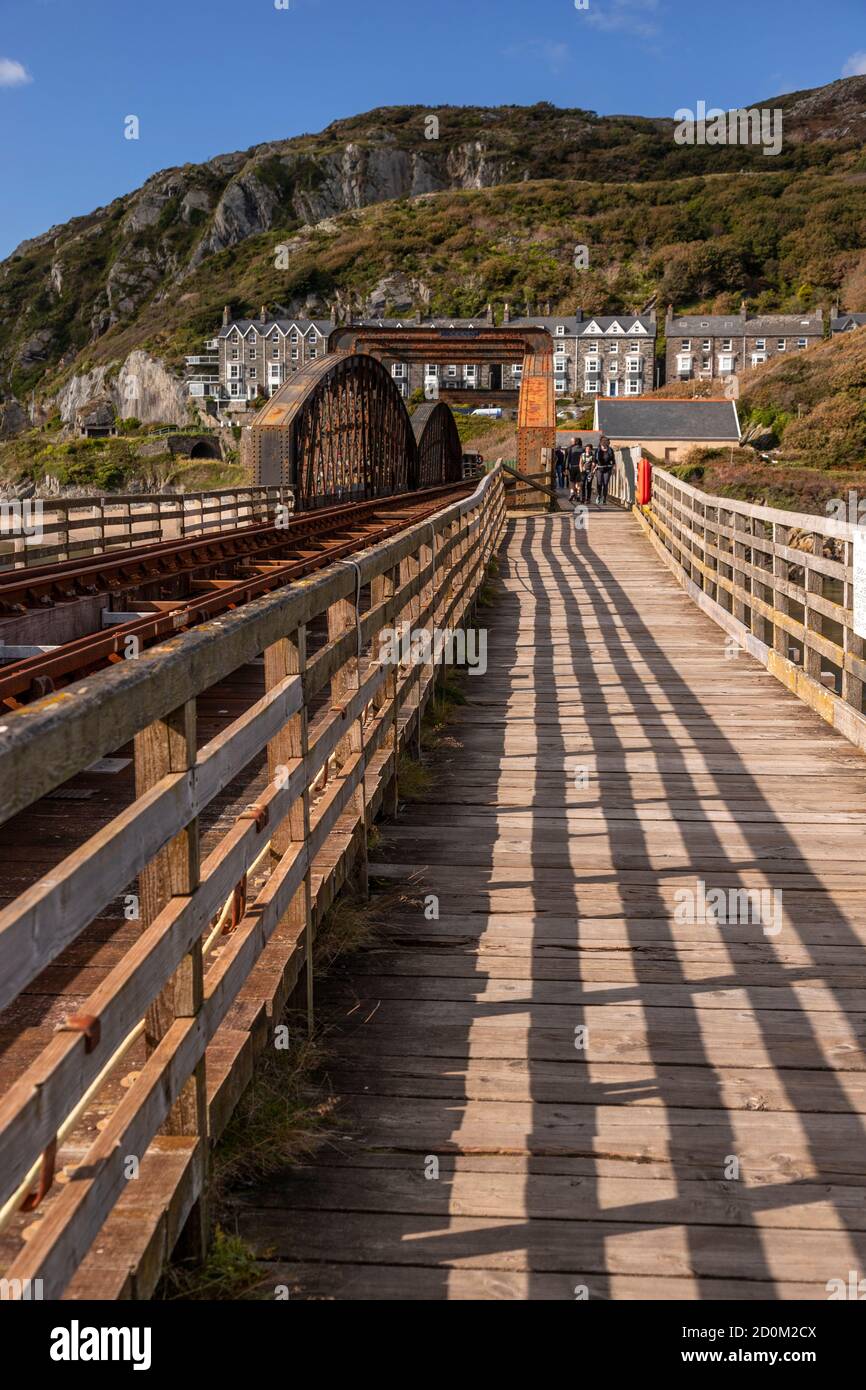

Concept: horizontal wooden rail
[[0, 486, 294, 570], [638, 466, 866, 750], [0, 466, 505, 1297]]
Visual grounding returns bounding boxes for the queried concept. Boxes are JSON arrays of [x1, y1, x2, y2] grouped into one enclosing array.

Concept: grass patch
[[161, 1227, 268, 1302], [212, 1031, 334, 1202], [396, 750, 434, 800], [314, 887, 385, 969]]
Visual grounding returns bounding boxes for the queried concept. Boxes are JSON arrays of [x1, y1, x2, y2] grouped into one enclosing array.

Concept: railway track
[[0, 482, 470, 707]]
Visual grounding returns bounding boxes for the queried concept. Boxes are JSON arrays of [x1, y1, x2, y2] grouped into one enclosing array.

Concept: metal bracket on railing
[[19, 1137, 58, 1213], [239, 803, 269, 832], [57, 1012, 101, 1053]]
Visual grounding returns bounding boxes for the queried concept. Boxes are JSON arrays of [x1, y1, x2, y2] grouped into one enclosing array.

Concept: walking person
[[580, 442, 596, 505], [566, 436, 583, 502], [554, 444, 566, 491], [595, 435, 616, 507]]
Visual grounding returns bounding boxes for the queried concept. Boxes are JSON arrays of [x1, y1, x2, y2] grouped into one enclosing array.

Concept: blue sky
[[0, 0, 864, 258]]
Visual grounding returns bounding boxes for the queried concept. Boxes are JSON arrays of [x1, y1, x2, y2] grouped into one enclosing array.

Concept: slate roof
[[745, 313, 823, 334], [509, 315, 656, 337], [668, 315, 745, 334], [831, 314, 866, 333], [219, 319, 334, 338], [594, 398, 741, 441]]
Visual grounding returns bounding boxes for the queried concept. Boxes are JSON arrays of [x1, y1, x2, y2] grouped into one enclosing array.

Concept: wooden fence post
[[264, 625, 314, 1033], [328, 583, 369, 899], [133, 698, 208, 1260]]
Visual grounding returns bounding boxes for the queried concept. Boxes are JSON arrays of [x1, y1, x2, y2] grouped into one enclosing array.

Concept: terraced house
[[665, 306, 824, 384], [508, 311, 658, 398], [209, 307, 335, 404]]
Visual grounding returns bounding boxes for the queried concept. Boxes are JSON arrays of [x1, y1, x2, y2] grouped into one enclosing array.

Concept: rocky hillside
[[3, 78, 866, 432]]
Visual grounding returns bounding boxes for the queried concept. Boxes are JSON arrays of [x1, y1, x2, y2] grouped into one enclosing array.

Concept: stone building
[[665, 306, 824, 384], [508, 310, 657, 398], [217, 306, 335, 403]]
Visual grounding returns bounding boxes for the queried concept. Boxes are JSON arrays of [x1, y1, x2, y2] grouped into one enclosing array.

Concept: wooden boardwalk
[[238, 503, 866, 1300]]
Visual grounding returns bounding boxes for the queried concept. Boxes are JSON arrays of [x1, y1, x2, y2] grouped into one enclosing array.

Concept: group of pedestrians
[[554, 436, 616, 507]]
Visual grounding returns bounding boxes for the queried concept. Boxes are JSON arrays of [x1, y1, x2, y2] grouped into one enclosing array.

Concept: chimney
[[416, 307, 422, 324], [740, 300, 747, 315], [503, 303, 511, 323], [486, 302, 494, 325], [832, 302, 839, 320], [665, 304, 673, 325], [545, 301, 551, 315], [575, 307, 583, 323], [222, 305, 230, 327], [259, 304, 267, 324]]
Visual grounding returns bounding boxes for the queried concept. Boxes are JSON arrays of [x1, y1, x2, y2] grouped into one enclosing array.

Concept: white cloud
[[585, 0, 660, 39], [0, 58, 32, 88], [842, 51, 866, 77]]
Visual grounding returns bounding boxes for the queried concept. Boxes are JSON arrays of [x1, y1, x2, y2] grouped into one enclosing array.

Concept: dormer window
[[556, 325, 565, 336]]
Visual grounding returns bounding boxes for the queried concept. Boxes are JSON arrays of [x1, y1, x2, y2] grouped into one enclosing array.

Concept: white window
[[585, 378, 599, 393], [464, 364, 477, 379], [585, 354, 600, 367], [777, 338, 786, 350], [291, 348, 299, 361], [681, 339, 691, 350], [676, 354, 692, 373], [249, 368, 257, 380], [424, 363, 439, 378], [391, 363, 405, 378], [719, 354, 734, 372], [230, 349, 239, 361], [701, 358, 711, 371], [229, 364, 242, 379], [229, 382, 243, 398], [702, 339, 711, 352], [555, 378, 567, 394], [554, 354, 567, 370], [751, 352, 767, 366], [556, 325, 565, 336], [797, 337, 807, 349], [722, 339, 732, 352], [447, 365, 458, 377], [755, 338, 766, 350], [609, 342, 618, 354], [308, 349, 317, 359], [268, 364, 281, 379], [290, 332, 298, 344], [626, 379, 641, 395]]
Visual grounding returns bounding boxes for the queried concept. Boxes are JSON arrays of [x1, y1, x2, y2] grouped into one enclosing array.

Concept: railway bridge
[[1, 351, 865, 1301]]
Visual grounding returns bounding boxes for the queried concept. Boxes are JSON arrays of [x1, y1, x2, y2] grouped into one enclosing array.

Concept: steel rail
[[0, 483, 470, 706]]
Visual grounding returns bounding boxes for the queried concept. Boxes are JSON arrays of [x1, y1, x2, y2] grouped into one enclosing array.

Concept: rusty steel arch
[[410, 400, 463, 489], [246, 353, 418, 508]]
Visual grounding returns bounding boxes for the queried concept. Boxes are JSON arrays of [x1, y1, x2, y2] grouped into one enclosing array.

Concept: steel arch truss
[[248, 353, 418, 508], [411, 401, 464, 489]]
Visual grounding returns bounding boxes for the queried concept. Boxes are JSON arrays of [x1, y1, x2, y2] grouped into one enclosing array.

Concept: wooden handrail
[[637, 466, 866, 751], [0, 466, 506, 1297]]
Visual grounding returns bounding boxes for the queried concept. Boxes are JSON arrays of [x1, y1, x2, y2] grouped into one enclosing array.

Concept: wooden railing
[[0, 486, 294, 570], [0, 467, 505, 1297], [638, 466, 866, 750]]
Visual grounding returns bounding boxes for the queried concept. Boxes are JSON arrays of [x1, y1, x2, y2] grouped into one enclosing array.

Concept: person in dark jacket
[[566, 437, 583, 501], [580, 443, 596, 505], [595, 436, 616, 506], [554, 445, 566, 490]]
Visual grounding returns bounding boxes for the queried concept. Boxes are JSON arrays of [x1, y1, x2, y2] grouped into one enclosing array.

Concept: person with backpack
[[566, 437, 583, 501], [580, 443, 596, 505], [595, 436, 616, 506]]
